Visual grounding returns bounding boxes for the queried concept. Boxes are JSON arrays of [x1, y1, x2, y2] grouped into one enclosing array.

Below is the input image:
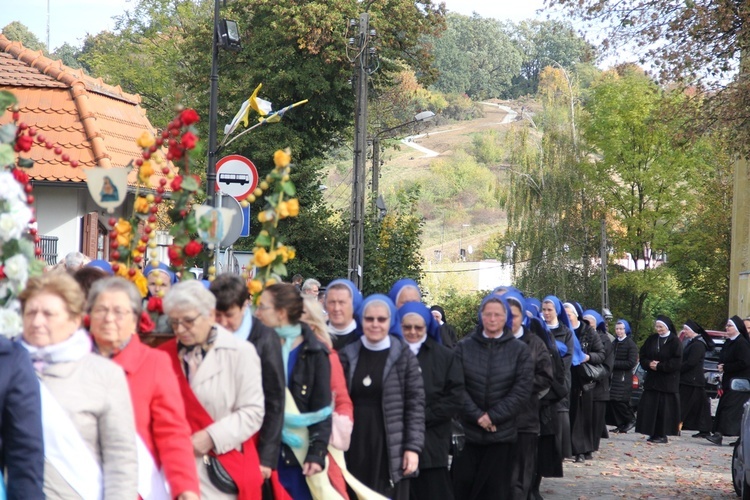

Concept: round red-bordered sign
[[215, 154, 259, 201]]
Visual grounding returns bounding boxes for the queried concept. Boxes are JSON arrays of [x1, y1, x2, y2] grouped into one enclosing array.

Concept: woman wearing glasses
[[338, 294, 425, 500], [87, 277, 199, 500], [159, 280, 265, 499], [18, 272, 138, 499]]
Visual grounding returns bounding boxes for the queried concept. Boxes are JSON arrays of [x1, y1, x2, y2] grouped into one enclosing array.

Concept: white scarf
[[328, 319, 357, 337], [136, 435, 170, 500], [21, 328, 92, 371], [406, 335, 427, 356], [361, 335, 391, 351]]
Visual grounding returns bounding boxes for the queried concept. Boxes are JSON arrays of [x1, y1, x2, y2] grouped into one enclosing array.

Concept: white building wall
[[34, 186, 85, 260]]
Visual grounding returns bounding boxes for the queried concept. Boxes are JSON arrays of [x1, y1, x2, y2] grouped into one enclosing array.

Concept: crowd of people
[[2, 260, 750, 500]]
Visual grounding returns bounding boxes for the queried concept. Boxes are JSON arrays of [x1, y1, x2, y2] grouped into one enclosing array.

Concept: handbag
[[204, 454, 239, 494], [579, 362, 606, 383]]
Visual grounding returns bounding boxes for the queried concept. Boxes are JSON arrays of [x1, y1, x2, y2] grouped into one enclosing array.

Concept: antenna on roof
[[46, 0, 50, 53]]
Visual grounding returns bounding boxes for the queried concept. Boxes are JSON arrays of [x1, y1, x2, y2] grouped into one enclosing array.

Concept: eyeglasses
[[168, 314, 202, 330], [90, 307, 134, 320], [256, 304, 274, 311], [364, 316, 389, 323], [402, 324, 425, 332]]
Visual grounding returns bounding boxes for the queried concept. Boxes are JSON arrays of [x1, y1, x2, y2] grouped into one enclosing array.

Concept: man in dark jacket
[[0, 335, 44, 499], [452, 294, 533, 500], [325, 279, 363, 351], [507, 295, 553, 500], [210, 273, 285, 478]]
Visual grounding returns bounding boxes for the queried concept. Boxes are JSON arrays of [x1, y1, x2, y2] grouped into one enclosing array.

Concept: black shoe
[[574, 454, 585, 463], [730, 440, 740, 447], [692, 432, 710, 438], [647, 436, 668, 444], [530, 489, 544, 500], [705, 434, 723, 445], [623, 420, 636, 432], [583, 452, 593, 460], [609, 427, 622, 433]]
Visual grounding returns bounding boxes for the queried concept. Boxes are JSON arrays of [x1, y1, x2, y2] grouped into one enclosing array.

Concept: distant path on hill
[[480, 101, 518, 123]]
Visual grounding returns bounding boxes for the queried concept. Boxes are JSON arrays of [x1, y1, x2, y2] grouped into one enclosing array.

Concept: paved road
[[541, 430, 735, 499]]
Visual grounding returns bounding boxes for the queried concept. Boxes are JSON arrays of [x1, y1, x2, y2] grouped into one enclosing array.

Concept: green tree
[[508, 19, 594, 97], [429, 13, 522, 99], [2, 22, 46, 52], [51, 43, 83, 69]]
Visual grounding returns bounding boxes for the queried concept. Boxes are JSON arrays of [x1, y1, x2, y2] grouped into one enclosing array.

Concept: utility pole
[[371, 136, 380, 217], [348, 13, 373, 289], [600, 218, 611, 315]]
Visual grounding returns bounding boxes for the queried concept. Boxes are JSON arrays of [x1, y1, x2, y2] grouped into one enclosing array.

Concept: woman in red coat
[[88, 277, 200, 500]]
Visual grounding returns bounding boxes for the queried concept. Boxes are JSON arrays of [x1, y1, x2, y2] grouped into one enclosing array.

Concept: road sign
[[215, 154, 259, 201], [240, 205, 251, 237]]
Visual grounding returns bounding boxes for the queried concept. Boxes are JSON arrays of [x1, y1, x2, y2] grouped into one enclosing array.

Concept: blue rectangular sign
[[240, 205, 251, 237]]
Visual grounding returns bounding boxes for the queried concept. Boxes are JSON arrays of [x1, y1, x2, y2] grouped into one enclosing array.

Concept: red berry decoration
[[154, 196, 163, 204], [128, 268, 137, 277], [54, 147, 62, 155], [12, 112, 19, 121], [142, 152, 151, 160], [156, 187, 165, 194], [70, 160, 79, 168], [34, 236, 40, 243], [45, 142, 53, 150], [159, 178, 167, 186], [24, 184, 33, 194], [29, 228, 37, 235], [156, 138, 164, 146], [133, 256, 143, 264], [140, 235, 149, 243], [162, 167, 170, 175], [110, 240, 119, 249], [144, 226, 153, 234], [26, 195, 34, 204], [108, 217, 117, 226], [18, 123, 28, 130], [135, 159, 143, 166], [112, 263, 120, 272], [150, 206, 158, 214], [111, 251, 120, 260], [61, 154, 69, 162], [148, 215, 156, 223], [34, 247, 42, 256], [149, 145, 158, 153]]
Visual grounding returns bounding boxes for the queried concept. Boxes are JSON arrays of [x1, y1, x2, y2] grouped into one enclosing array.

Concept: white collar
[[406, 335, 427, 356], [328, 319, 357, 336], [361, 335, 391, 351], [513, 326, 524, 338], [483, 330, 503, 339]]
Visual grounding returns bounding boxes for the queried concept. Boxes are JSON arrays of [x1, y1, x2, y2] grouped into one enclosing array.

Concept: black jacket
[[719, 335, 750, 391], [550, 324, 574, 410], [415, 337, 463, 469], [245, 317, 286, 468], [593, 332, 615, 402], [516, 328, 554, 434], [610, 336, 638, 402], [0, 337, 44, 500], [282, 324, 332, 468], [455, 328, 533, 445], [680, 337, 709, 388], [439, 323, 459, 349], [571, 322, 605, 393], [339, 335, 426, 483], [639, 333, 683, 393]]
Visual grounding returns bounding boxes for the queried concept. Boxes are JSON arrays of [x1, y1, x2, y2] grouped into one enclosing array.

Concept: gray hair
[[302, 297, 332, 347], [301, 278, 321, 293], [87, 277, 143, 316], [64, 251, 86, 272], [163, 280, 216, 316], [363, 299, 391, 319]]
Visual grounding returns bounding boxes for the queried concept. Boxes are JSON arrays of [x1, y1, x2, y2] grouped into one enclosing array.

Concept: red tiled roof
[[0, 35, 174, 187]]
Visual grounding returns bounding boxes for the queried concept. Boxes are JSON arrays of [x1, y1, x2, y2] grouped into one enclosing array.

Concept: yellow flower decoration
[[277, 202, 290, 219], [115, 219, 133, 247], [253, 248, 274, 267], [134, 196, 150, 214], [132, 271, 148, 297], [287, 198, 299, 217], [138, 160, 155, 184], [137, 131, 156, 149], [273, 148, 291, 168], [248, 279, 263, 295]]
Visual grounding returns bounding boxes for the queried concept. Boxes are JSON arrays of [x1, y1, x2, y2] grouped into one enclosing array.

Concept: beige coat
[[41, 353, 138, 500], [191, 326, 265, 499]]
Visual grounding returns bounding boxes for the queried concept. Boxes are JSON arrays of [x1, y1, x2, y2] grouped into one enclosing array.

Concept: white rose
[[3, 254, 28, 291], [0, 213, 24, 241], [0, 172, 24, 203], [0, 307, 22, 338]]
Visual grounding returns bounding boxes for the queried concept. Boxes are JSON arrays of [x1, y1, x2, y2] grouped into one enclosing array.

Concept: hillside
[[323, 99, 528, 266]]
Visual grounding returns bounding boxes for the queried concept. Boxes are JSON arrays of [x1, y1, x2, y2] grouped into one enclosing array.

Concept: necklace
[[363, 375, 372, 387]]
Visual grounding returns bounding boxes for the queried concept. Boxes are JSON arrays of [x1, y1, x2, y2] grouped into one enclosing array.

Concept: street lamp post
[[459, 223, 470, 261], [371, 111, 435, 216]]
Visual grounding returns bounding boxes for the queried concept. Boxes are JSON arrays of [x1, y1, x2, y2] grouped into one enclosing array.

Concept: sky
[[2, 0, 547, 52]]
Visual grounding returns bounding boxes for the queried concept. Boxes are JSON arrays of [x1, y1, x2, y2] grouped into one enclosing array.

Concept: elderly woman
[[636, 315, 683, 444], [87, 277, 200, 499], [339, 294, 425, 500], [159, 280, 265, 499], [19, 273, 137, 499], [679, 320, 715, 439], [397, 301, 463, 500], [706, 316, 750, 445], [452, 294, 532, 500], [255, 284, 332, 500]]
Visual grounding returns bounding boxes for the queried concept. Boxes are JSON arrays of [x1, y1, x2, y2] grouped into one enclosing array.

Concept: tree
[[51, 43, 83, 69], [429, 13, 522, 99], [2, 22, 46, 52], [508, 19, 595, 97]]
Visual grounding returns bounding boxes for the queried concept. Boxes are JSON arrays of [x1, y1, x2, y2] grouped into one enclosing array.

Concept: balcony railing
[[38, 235, 58, 265]]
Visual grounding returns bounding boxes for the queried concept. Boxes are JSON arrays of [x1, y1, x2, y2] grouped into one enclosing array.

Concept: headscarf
[[477, 293, 513, 332], [684, 319, 716, 350], [543, 295, 585, 366], [616, 319, 632, 336], [388, 278, 421, 306], [656, 314, 677, 336], [86, 259, 113, 275], [430, 305, 447, 324], [563, 301, 584, 323], [144, 262, 176, 285], [357, 294, 402, 338], [398, 302, 441, 344], [730, 315, 750, 342], [505, 290, 556, 349], [326, 278, 364, 313], [526, 297, 542, 316], [583, 309, 607, 334]]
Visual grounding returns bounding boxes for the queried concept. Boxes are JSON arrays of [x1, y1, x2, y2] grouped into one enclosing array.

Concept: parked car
[[729, 378, 750, 498], [630, 364, 645, 409]]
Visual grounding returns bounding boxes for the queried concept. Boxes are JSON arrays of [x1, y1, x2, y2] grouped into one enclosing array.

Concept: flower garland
[[108, 108, 206, 294], [247, 149, 300, 303], [0, 91, 46, 336]]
